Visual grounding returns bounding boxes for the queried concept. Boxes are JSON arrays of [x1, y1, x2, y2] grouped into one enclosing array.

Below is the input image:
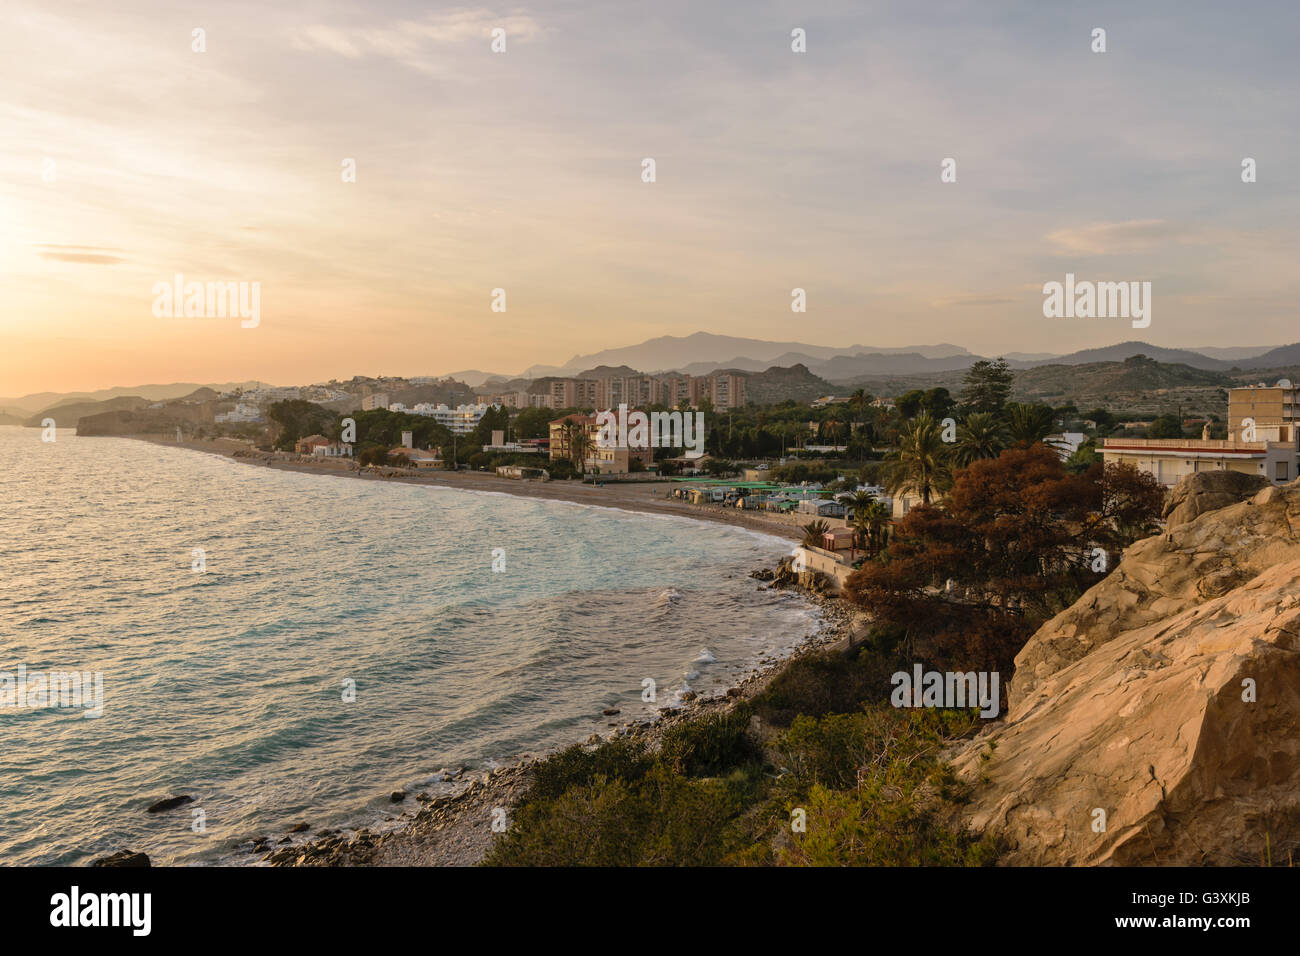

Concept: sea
[[0, 427, 819, 865]]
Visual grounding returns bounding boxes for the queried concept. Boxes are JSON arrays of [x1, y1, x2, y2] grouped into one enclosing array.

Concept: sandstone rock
[[1012, 480, 1300, 707], [288, 822, 309, 833], [953, 557, 1300, 865], [90, 850, 150, 867], [1163, 470, 1268, 529]]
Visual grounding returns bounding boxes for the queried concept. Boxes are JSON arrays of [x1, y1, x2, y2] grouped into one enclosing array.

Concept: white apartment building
[[215, 402, 262, 423], [1102, 383, 1300, 487], [410, 402, 494, 434]]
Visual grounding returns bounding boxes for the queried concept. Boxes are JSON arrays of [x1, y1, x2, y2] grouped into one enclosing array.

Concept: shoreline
[[121, 434, 809, 543], [90, 433, 857, 866], [263, 591, 860, 867]]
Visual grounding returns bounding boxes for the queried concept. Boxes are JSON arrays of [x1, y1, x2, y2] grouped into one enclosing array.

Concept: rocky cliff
[[1163, 470, 1268, 529], [952, 480, 1300, 865]]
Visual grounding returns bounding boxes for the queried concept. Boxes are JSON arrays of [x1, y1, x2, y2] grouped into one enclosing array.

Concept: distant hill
[[1235, 343, 1300, 370], [1014, 355, 1231, 402], [552, 332, 973, 376], [1013, 341, 1233, 371], [0, 381, 266, 415], [573, 365, 642, 379], [437, 370, 509, 388], [24, 396, 151, 427], [726, 364, 836, 405], [388, 380, 476, 407]]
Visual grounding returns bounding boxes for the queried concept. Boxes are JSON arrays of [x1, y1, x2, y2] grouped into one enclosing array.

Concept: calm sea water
[[0, 427, 818, 865]]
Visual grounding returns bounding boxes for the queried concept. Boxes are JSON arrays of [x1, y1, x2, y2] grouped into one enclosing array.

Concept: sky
[[3, 0, 1299, 395]]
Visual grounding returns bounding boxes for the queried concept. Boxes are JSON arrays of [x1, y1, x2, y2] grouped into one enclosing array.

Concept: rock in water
[[952, 480, 1300, 865], [145, 795, 194, 813], [91, 850, 150, 867]]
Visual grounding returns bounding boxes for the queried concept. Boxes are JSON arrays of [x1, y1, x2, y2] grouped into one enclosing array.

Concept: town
[[24, 345, 1300, 605]]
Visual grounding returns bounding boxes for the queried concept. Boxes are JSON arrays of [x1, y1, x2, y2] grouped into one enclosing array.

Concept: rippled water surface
[[0, 428, 817, 864]]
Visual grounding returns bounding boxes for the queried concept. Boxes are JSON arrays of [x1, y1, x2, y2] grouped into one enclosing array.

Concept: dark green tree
[[959, 359, 1014, 416]]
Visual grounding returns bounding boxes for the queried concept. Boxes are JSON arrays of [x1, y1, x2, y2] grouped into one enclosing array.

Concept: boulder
[[1011, 479, 1300, 708], [90, 850, 151, 867], [1163, 470, 1268, 529], [145, 795, 194, 813], [951, 557, 1300, 865]]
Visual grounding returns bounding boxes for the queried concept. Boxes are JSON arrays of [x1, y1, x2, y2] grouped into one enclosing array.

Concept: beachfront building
[[294, 434, 330, 455], [1103, 382, 1300, 488], [410, 402, 493, 434], [387, 445, 442, 469], [548, 413, 596, 462], [547, 413, 654, 473], [1102, 429, 1297, 487], [482, 430, 546, 454], [312, 441, 353, 457]]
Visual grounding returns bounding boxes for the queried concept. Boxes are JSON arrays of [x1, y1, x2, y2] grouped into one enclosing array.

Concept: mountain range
[[484, 334, 1300, 386]]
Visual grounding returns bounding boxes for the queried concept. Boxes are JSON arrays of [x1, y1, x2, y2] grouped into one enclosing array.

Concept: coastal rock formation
[[952, 480, 1300, 865], [1163, 470, 1268, 529], [90, 850, 151, 867], [1012, 481, 1300, 708], [145, 794, 194, 813]]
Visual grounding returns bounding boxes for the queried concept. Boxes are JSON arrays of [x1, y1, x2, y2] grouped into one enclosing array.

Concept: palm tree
[[952, 412, 1010, 467], [836, 489, 875, 552], [561, 419, 593, 474], [800, 519, 831, 548], [570, 429, 593, 474], [1005, 402, 1057, 447], [882, 412, 949, 505], [862, 499, 891, 556]]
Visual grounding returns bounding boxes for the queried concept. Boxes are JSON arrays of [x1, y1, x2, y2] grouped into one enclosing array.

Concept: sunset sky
[[3, 0, 1298, 396]]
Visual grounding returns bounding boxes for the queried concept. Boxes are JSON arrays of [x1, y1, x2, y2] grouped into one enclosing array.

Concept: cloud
[[291, 10, 546, 74], [931, 294, 1017, 308], [1044, 220, 1196, 255], [34, 244, 125, 265]]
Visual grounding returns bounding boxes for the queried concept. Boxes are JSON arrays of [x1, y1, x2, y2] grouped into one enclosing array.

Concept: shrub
[[659, 706, 757, 776], [777, 782, 999, 867], [523, 738, 654, 804], [751, 647, 901, 726]]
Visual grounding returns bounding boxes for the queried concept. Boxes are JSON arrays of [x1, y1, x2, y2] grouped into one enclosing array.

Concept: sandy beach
[[109, 434, 856, 866], [134, 435, 811, 543]]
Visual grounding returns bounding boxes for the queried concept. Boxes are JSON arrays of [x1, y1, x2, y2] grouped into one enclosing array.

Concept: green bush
[[778, 782, 999, 866], [524, 738, 654, 803], [751, 647, 901, 727], [486, 763, 758, 866], [659, 706, 757, 776]]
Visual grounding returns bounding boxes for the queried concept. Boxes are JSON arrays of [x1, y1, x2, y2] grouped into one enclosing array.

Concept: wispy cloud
[[34, 244, 125, 264], [291, 10, 547, 75], [1045, 220, 1197, 255]]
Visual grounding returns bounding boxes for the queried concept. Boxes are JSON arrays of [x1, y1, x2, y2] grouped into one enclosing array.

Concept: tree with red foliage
[[844, 443, 1165, 678]]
